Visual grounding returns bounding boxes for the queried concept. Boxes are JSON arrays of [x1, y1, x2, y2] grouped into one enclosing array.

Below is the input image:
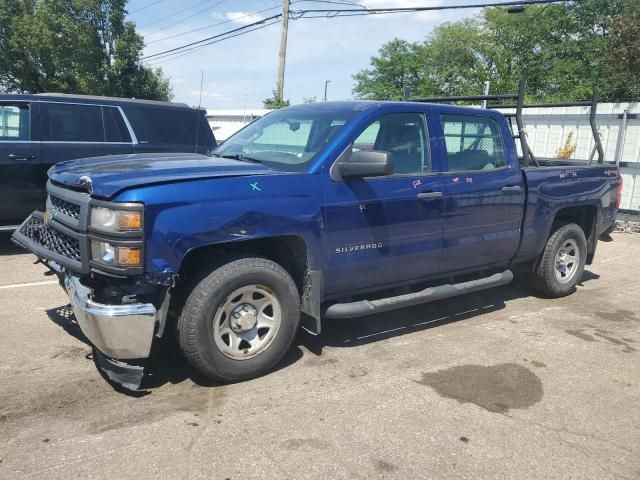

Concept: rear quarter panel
[[514, 165, 619, 263]]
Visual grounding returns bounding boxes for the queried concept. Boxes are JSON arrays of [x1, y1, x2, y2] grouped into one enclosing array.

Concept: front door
[[0, 102, 42, 225], [323, 111, 446, 296], [433, 111, 525, 272]]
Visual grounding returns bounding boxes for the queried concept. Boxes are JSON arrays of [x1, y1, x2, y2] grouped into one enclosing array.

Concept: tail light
[[615, 175, 623, 209]]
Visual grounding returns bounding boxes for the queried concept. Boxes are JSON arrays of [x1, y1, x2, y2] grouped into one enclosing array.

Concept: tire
[[530, 223, 587, 298], [177, 257, 300, 382]]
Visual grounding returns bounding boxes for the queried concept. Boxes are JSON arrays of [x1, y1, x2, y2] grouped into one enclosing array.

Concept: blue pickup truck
[[13, 88, 622, 389]]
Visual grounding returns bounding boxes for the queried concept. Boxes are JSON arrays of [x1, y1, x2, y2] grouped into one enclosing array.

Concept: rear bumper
[[63, 275, 157, 360]]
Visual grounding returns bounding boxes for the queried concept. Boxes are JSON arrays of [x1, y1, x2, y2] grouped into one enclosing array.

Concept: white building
[[206, 109, 272, 142]]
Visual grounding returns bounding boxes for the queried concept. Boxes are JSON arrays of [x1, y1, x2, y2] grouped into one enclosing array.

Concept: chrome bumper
[[64, 275, 157, 359]]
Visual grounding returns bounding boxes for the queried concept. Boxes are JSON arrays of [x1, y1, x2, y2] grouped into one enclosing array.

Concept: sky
[[127, 0, 490, 109]]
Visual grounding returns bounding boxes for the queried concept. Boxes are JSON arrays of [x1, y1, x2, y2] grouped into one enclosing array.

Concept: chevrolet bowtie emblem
[[79, 175, 93, 194]]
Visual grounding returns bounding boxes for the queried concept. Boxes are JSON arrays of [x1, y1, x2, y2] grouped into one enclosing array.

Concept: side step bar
[[323, 270, 513, 319]]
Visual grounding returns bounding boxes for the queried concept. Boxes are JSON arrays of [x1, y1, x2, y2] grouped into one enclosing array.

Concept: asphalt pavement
[[1, 232, 639, 479]]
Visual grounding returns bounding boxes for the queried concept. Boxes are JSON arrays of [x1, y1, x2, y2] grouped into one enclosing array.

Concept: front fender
[[113, 174, 325, 275]]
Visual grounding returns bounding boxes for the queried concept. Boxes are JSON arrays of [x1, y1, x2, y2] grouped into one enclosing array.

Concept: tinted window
[[196, 112, 216, 147], [47, 103, 103, 142], [351, 113, 430, 175], [0, 104, 30, 141], [125, 107, 196, 145], [103, 107, 132, 143], [214, 107, 357, 172], [441, 114, 506, 171]]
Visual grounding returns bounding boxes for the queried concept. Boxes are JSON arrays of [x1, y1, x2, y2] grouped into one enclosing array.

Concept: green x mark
[[250, 182, 261, 191]]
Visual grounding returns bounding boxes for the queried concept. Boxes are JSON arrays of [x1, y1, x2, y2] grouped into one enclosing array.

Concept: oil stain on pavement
[[416, 363, 543, 414], [566, 327, 636, 353]]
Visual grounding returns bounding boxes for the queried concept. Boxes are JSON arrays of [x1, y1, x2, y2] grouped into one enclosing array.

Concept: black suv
[[0, 94, 216, 229]]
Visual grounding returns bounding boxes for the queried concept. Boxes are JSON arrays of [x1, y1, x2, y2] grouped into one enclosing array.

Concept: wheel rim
[[212, 284, 282, 360], [554, 238, 580, 284]]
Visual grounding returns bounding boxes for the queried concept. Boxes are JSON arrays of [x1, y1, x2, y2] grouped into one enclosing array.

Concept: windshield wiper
[[218, 153, 263, 164]]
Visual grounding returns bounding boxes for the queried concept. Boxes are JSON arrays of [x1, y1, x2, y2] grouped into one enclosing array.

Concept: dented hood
[[48, 152, 272, 198]]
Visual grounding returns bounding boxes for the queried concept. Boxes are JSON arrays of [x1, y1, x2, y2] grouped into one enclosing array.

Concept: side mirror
[[337, 150, 394, 180]]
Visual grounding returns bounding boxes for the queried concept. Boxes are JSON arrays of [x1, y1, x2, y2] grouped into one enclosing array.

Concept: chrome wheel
[[212, 284, 281, 360], [554, 239, 580, 284]]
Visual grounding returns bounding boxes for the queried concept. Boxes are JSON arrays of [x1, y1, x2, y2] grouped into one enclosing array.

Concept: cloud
[[225, 11, 265, 25]]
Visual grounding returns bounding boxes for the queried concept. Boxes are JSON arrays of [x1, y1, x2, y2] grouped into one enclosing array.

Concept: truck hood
[[49, 153, 273, 198]]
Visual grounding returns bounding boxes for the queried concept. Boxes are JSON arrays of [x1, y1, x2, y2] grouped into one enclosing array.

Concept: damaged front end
[[12, 181, 172, 390]]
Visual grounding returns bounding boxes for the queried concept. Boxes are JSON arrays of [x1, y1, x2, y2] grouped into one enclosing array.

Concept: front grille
[[50, 195, 81, 220], [19, 216, 81, 261]]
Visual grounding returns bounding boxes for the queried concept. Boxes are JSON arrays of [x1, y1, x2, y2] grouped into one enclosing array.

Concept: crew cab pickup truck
[[13, 94, 621, 389], [0, 94, 215, 230]]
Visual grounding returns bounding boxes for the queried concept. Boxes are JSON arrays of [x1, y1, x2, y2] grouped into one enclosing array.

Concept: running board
[[323, 270, 513, 319]]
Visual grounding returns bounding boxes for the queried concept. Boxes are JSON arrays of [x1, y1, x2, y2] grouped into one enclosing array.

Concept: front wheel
[[530, 223, 587, 298], [177, 257, 300, 382]]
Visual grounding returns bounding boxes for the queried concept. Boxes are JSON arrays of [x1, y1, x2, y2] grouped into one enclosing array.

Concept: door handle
[[8, 153, 36, 161], [417, 191, 444, 200], [502, 185, 522, 193]]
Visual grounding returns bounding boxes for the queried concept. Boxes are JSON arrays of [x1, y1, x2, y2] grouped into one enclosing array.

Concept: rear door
[[433, 111, 524, 271], [323, 111, 446, 295], [0, 101, 43, 225], [40, 102, 134, 170]]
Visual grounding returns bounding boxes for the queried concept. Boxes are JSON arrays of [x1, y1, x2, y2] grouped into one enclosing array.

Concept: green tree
[[263, 89, 290, 109], [353, 38, 433, 100], [353, 0, 639, 102], [607, 0, 640, 99], [0, 0, 172, 100]]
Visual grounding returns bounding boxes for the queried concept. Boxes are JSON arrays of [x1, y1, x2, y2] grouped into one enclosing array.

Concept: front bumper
[[64, 275, 157, 360]]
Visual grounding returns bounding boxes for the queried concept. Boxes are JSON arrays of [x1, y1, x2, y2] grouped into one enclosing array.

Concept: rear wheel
[[177, 257, 300, 382], [531, 223, 587, 298]]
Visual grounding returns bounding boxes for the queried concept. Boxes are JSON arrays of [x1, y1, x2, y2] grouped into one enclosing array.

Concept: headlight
[[91, 241, 142, 268], [90, 205, 143, 234]]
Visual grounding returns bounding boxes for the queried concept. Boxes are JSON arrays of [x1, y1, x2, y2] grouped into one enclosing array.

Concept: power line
[[145, 20, 282, 65], [142, 0, 571, 62], [129, 0, 167, 14], [145, 5, 282, 45], [289, 0, 568, 18], [139, 0, 227, 31], [141, 14, 282, 60]]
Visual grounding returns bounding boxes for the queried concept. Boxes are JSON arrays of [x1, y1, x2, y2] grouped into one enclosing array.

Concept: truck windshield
[[213, 107, 358, 172]]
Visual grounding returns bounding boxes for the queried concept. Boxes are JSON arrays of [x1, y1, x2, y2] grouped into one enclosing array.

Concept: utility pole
[[276, 0, 290, 101], [323, 80, 331, 102]]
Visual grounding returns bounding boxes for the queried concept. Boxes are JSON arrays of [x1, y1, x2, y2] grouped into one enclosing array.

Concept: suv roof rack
[[410, 79, 605, 167]]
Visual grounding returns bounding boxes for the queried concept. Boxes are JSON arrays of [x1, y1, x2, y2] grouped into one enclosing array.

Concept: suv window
[[47, 103, 103, 142], [103, 106, 132, 143], [0, 104, 30, 141], [441, 114, 506, 171], [196, 112, 216, 147], [351, 113, 430, 175], [125, 107, 196, 145]]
